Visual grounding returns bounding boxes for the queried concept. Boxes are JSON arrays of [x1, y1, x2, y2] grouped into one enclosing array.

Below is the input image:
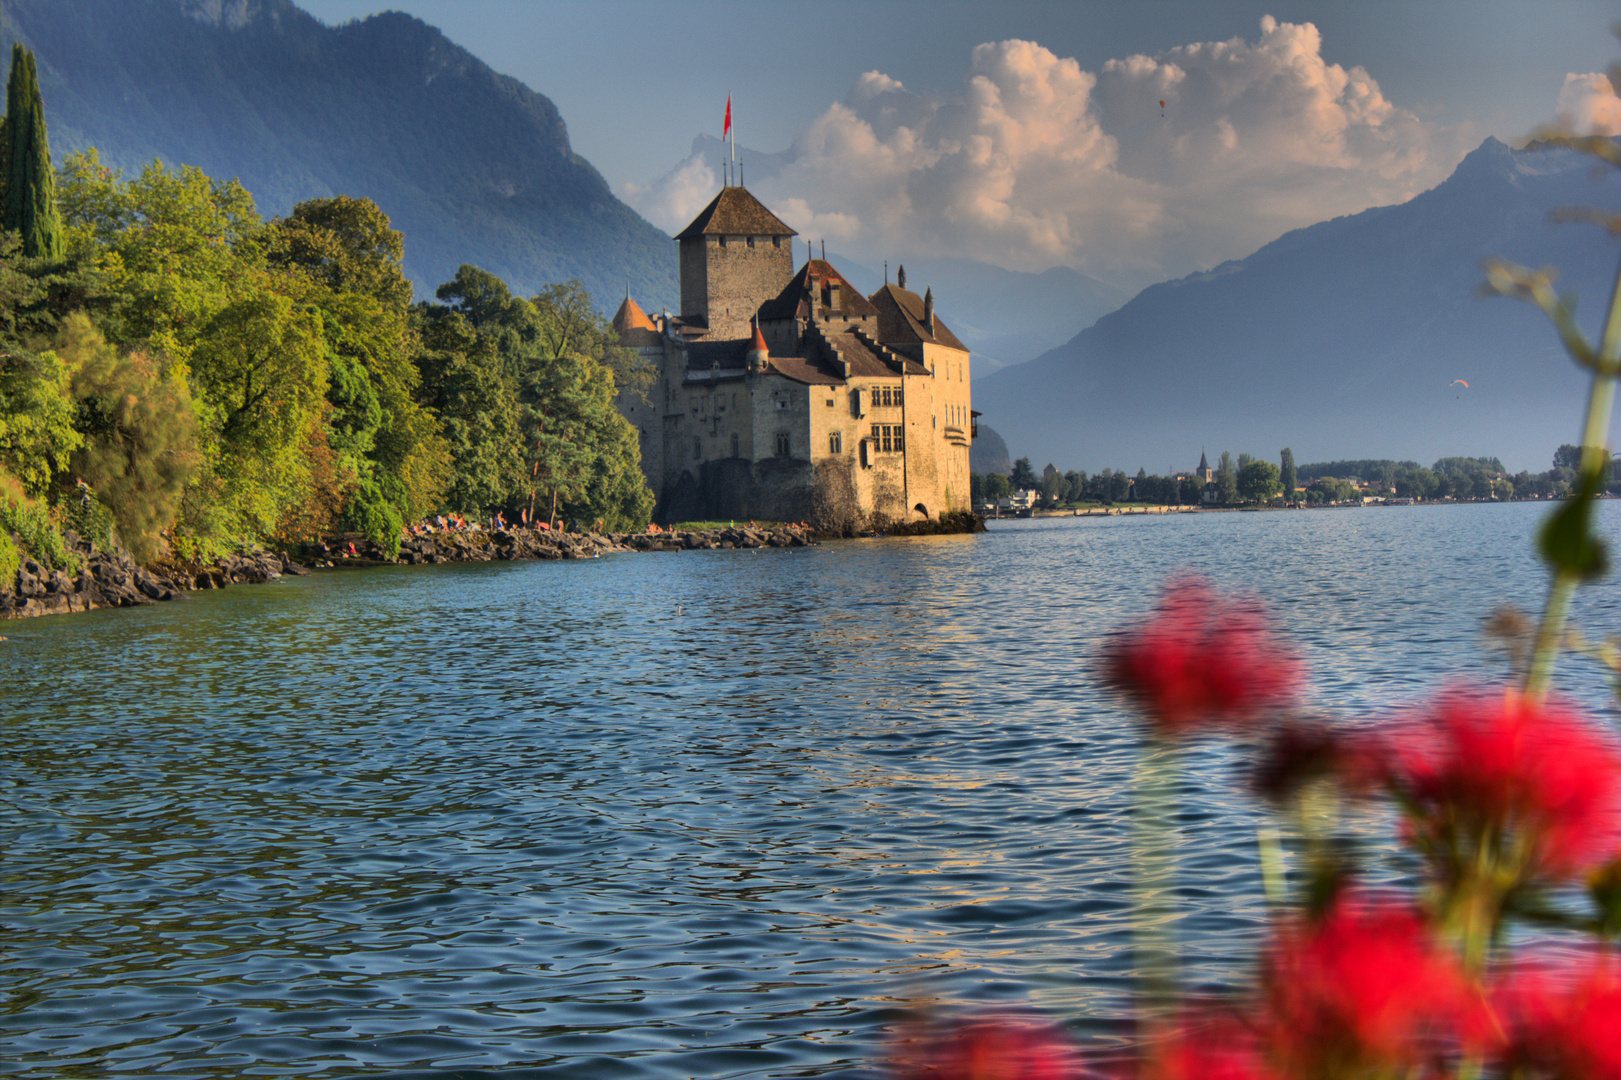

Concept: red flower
[[1103, 575, 1300, 734], [1486, 952, 1621, 1080], [1133, 1015, 1279, 1080], [1261, 893, 1472, 1072], [891, 1018, 1076, 1080], [1378, 690, 1621, 880]]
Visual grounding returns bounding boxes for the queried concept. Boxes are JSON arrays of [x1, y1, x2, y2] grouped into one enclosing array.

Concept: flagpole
[[729, 91, 736, 186]]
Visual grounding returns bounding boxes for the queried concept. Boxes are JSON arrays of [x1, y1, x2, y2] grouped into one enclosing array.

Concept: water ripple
[[2, 502, 1616, 1078]]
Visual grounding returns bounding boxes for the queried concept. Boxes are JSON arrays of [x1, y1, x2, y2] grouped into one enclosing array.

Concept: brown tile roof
[[674, 186, 798, 240], [612, 295, 662, 348], [613, 294, 656, 333], [758, 259, 880, 322], [763, 352, 844, 386], [869, 282, 967, 352]]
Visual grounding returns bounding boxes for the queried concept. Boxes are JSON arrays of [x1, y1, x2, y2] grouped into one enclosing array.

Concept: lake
[[3, 501, 1618, 1079]]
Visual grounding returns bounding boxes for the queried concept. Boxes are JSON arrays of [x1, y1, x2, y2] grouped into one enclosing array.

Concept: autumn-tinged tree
[[64, 315, 198, 562]]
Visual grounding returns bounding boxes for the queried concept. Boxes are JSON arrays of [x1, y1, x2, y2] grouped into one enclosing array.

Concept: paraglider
[[1159, 99, 1166, 117], [1450, 378, 1469, 399]]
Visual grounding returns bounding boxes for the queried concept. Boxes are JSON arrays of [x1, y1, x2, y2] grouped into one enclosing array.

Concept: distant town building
[[614, 184, 973, 525]]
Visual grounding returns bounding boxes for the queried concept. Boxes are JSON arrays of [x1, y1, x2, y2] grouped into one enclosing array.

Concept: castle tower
[[675, 187, 797, 340]]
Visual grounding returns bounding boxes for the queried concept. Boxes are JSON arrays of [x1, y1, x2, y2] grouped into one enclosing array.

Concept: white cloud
[[1557, 72, 1621, 136], [617, 153, 717, 235], [624, 19, 1473, 290]]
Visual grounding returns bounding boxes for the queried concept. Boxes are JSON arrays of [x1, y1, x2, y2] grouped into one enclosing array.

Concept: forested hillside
[[0, 0, 678, 310]]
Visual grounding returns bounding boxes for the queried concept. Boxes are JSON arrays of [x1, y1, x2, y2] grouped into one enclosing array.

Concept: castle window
[[894, 426, 905, 453], [895, 387, 904, 407], [879, 387, 891, 407], [829, 432, 842, 455], [694, 437, 702, 460], [774, 398, 787, 411], [776, 433, 790, 457], [719, 235, 727, 248], [731, 433, 739, 457], [772, 236, 781, 248], [747, 236, 755, 248]]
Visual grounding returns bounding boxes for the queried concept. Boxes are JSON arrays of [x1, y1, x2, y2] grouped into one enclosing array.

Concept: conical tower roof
[[675, 186, 797, 240], [613, 293, 656, 333]]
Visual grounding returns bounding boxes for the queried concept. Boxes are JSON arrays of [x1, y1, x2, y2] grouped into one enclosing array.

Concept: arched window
[[829, 432, 842, 455], [776, 433, 791, 457], [730, 433, 739, 457]]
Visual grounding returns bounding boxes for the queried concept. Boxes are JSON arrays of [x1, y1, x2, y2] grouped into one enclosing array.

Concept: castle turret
[[747, 320, 770, 373]]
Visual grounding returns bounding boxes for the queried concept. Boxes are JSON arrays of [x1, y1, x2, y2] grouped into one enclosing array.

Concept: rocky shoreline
[[3, 512, 989, 620], [1, 523, 815, 619]]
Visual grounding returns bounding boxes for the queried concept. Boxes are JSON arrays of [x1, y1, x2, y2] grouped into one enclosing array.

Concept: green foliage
[[1009, 456, 1037, 489], [341, 477, 403, 558], [0, 469, 76, 574], [1216, 451, 1238, 505], [1279, 448, 1296, 502], [1237, 459, 1282, 503], [0, 528, 17, 587], [64, 314, 199, 562], [1431, 455, 1505, 478], [1296, 459, 1421, 483], [416, 265, 652, 529], [58, 480, 116, 552], [2, 44, 62, 260], [0, 339, 81, 497], [985, 472, 1011, 499]]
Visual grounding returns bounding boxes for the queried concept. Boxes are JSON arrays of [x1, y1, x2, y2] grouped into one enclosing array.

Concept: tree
[[1, 45, 62, 259], [1553, 443, 1583, 471], [1009, 456, 1037, 489], [64, 315, 199, 562], [984, 472, 1011, 499], [1216, 451, 1238, 505], [969, 471, 985, 503], [1280, 448, 1296, 505], [1237, 459, 1282, 503]]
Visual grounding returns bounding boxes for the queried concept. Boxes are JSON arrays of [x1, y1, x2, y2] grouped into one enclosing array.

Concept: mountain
[[971, 138, 1621, 475], [0, 0, 678, 310], [638, 135, 1129, 371]]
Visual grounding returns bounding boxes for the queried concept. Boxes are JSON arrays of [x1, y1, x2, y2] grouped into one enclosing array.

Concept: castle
[[613, 185, 973, 526]]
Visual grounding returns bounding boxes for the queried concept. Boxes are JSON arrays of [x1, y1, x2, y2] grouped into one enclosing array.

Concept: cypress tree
[[2, 44, 62, 260]]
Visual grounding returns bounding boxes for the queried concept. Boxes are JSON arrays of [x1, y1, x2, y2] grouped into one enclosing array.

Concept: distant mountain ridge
[[0, 0, 678, 309], [972, 137, 1621, 475]]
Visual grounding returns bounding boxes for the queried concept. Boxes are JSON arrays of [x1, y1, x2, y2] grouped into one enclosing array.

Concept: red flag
[[723, 94, 732, 140]]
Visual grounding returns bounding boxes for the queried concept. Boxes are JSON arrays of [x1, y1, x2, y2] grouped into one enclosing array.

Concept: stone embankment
[[0, 524, 813, 619]]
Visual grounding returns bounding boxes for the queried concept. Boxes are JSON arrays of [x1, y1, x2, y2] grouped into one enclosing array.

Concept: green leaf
[[1537, 477, 1609, 580]]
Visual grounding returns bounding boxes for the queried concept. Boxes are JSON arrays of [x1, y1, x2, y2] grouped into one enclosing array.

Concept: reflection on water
[[3, 502, 1617, 1078]]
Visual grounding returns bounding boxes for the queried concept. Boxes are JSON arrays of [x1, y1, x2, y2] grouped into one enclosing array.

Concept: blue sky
[[300, 0, 1618, 289]]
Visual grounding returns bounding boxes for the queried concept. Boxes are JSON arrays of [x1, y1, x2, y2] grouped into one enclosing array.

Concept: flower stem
[[1134, 739, 1180, 1016], [1524, 253, 1621, 700]]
